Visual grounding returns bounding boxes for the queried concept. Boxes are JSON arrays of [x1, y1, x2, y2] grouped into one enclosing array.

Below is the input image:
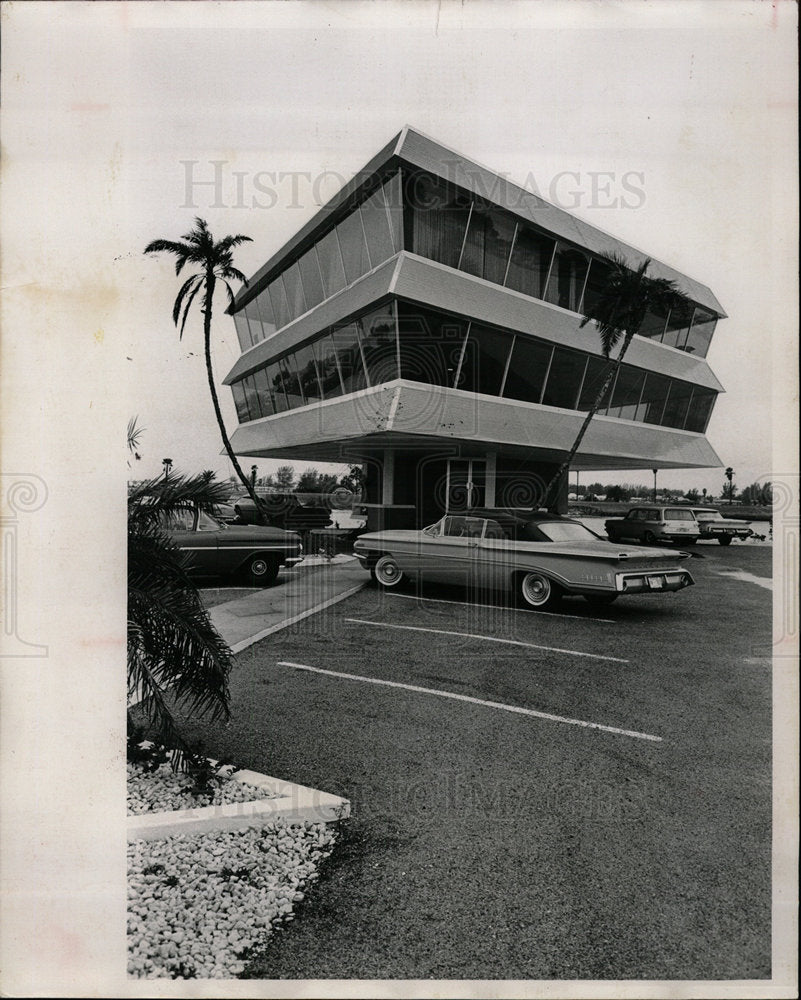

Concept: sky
[[4, 1, 796, 502]]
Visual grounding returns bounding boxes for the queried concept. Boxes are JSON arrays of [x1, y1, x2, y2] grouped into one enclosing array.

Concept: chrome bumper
[[614, 570, 694, 593]]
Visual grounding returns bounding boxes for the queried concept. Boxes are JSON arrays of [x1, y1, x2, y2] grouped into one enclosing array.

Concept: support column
[[485, 451, 497, 507], [382, 449, 395, 505]]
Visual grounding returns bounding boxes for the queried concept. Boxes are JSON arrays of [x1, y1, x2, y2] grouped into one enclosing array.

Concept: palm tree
[[724, 466, 734, 505], [144, 218, 262, 512], [128, 469, 234, 751], [543, 253, 679, 511]]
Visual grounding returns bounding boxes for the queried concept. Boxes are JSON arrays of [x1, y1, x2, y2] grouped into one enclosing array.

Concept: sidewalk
[[208, 556, 367, 652]]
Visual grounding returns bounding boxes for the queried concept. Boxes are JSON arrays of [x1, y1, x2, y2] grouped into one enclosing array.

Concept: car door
[[475, 518, 513, 591], [171, 509, 221, 576], [419, 515, 482, 586]]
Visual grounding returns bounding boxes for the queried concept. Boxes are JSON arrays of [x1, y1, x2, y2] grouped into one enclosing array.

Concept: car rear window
[[665, 509, 695, 521]]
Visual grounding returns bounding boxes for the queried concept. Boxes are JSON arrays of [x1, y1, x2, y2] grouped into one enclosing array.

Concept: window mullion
[[542, 241, 558, 300], [539, 344, 555, 404], [501, 222, 519, 287], [452, 321, 471, 389], [455, 202, 474, 272], [574, 356, 590, 410], [576, 257, 592, 315], [499, 333, 516, 396]]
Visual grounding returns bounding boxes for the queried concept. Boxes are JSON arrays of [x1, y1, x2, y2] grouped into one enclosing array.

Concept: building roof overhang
[[232, 125, 726, 318]]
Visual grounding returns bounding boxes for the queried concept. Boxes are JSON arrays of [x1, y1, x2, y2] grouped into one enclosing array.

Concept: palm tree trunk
[[543, 334, 634, 511], [202, 271, 264, 515]]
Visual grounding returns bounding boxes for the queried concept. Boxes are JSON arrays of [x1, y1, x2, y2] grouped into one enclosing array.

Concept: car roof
[[467, 507, 583, 525]]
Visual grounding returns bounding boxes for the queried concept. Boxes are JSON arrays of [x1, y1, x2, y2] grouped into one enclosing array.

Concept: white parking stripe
[[344, 618, 628, 663], [277, 661, 661, 743], [384, 591, 615, 623]]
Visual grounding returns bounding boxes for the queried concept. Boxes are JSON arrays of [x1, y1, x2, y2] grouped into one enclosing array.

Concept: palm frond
[[144, 238, 192, 258], [215, 234, 253, 255], [218, 264, 248, 286], [128, 495, 233, 742], [171, 274, 203, 327], [178, 278, 204, 337], [128, 472, 233, 530], [127, 416, 144, 454]]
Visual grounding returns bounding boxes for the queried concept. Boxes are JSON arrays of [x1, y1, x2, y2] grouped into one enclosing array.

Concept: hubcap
[[522, 574, 550, 605], [376, 557, 401, 586]]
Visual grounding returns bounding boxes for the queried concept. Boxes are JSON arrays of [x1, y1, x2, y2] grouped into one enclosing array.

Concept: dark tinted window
[[405, 172, 472, 269], [541, 347, 586, 409], [577, 355, 611, 413], [685, 387, 716, 433], [332, 322, 368, 393], [457, 324, 514, 396], [503, 337, 553, 405], [505, 225, 555, 300], [282, 263, 306, 322], [360, 186, 395, 269], [662, 380, 694, 428], [315, 229, 347, 298], [297, 248, 325, 311], [359, 304, 398, 386], [637, 372, 671, 424], [313, 335, 344, 400], [544, 246, 589, 312], [232, 381, 250, 422], [607, 365, 646, 420], [252, 366, 274, 416], [398, 304, 467, 387], [337, 209, 371, 284], [460, 202, 516, 285]]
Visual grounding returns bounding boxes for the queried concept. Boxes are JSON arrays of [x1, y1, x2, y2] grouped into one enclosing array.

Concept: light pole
[[162, 458, 173, 480], [652, 468, 658, 503], [251, 465, 258, 491]]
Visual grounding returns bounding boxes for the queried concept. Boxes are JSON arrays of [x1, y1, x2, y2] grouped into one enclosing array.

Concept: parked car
[[604, 505, 700, 546], [232, 494, 332, 532], [689, 507, 753, 545], [353, 509, 694, 610], [162, 506, 303, 585]]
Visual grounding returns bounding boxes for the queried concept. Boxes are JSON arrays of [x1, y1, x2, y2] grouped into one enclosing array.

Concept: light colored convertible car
[[353, 510, 695, 610]]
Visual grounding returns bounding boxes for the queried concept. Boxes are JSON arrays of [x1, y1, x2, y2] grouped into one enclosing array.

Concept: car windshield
[[693, 510, 721, 521], [535, 522, 600, 542]]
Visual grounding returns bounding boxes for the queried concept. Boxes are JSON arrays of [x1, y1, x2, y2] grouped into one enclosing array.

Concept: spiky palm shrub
[[127, 472, 234, 752], [544, 254, 679, 510], [144, 219, 263, 513]]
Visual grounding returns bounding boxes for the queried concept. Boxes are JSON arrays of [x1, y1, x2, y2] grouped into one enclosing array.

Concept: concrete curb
[[127, 768, 350, 842]]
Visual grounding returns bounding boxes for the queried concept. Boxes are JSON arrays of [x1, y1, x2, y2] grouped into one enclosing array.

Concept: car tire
[[244, 556, 279, 587], [643, 531, 657, 545], [372, 554, 405, 589], [518, 572, 562, 610], [583, 593, 618, 607], [682, 538, 697, 546], [718, 536, 733, 546]]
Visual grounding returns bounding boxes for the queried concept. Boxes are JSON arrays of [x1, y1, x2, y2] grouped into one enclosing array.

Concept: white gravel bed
[[127, 762, 284, 815], [128, 821, 337, 979]]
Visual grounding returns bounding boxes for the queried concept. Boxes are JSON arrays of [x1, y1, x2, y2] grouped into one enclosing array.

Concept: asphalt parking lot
[[186, 543, 773, 980]]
